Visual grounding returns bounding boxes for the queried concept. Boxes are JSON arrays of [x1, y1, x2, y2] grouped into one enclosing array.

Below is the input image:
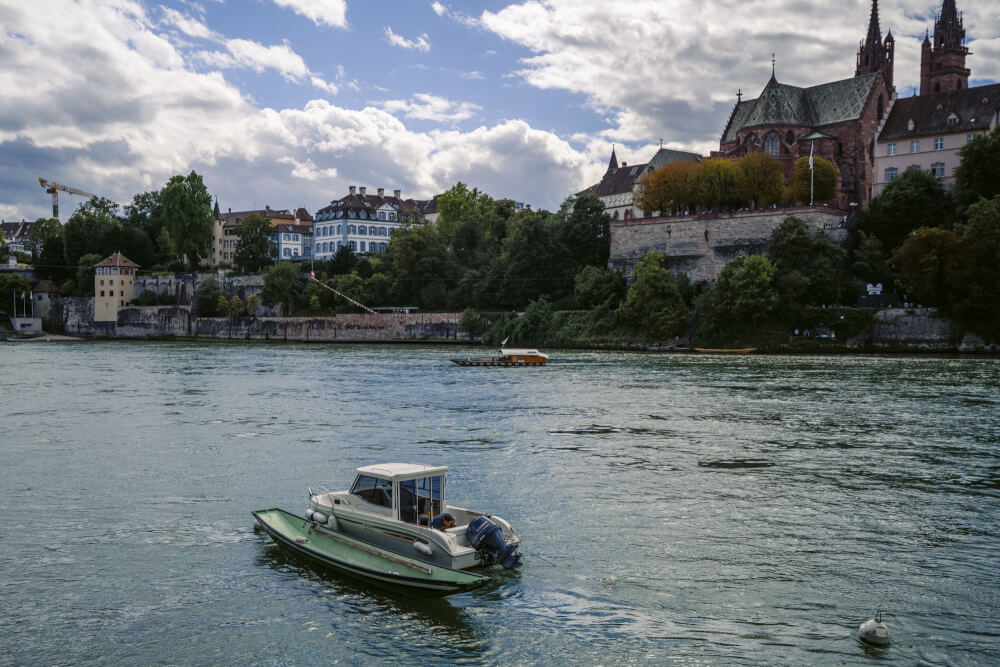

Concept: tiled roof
[[315, 193, 429, 219], [271, 223, 313, 234], [576, 162, 649, 198], [879, 83, 1000, 141], [723, 73, 881, 143], [34, 279, 60, 293], [647, 147, 702, 169], [94, 252, 139, 268]]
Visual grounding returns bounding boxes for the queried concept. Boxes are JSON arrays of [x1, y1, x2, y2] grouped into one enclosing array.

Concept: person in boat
[[432, 513, 456, 530]]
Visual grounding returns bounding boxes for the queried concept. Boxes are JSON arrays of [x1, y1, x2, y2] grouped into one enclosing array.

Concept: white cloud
[[381, 93, 481, 123], [385, 27, 431, 52], [278, 157, 339, 182], [160, 7, 221, 41], [198, 38, 339, 94], [431, 2, 447, 17], [271, 0, 348, 29], [459, 70, 484, 79]]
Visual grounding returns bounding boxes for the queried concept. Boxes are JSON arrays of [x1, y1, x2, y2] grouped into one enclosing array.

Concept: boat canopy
[[355, 463, 448, 482]]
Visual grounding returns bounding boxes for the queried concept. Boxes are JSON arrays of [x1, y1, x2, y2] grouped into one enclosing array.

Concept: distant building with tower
[[93, 253, 139, 322]]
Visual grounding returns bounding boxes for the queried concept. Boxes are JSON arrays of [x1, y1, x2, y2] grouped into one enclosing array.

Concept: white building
[[312, 186, 436, 260]]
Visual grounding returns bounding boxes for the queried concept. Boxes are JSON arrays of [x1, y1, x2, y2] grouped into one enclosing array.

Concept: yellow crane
[[38, 177, 97, 220]]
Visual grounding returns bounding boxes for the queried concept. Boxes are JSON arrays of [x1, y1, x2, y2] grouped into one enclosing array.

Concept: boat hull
[[252, 508, 487, 597], [692, 347, 757, 355], [450, 358, 545, 366]]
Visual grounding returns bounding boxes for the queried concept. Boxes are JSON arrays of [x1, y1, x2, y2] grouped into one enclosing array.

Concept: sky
[[1, 0, 998, 222]]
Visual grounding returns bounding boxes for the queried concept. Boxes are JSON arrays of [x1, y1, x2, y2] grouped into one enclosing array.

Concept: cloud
[[381, 93, 481, 123], [459, 70, 484, 79], [160, 7, 221, 41], [198, 38, 338, 94], [385, 27, 431, 52], [271, 0, 348, 29]]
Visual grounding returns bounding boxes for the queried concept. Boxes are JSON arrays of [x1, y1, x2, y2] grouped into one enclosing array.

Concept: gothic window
[[764, 132, 780, 157], [785, 131, 794, 153], [745, 134, 757, 154]]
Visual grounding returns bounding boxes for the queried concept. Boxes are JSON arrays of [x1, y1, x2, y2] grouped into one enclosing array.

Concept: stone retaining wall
[[610, 207, 849, 282]]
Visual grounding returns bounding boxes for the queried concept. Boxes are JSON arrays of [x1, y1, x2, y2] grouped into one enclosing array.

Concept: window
[[947, 115, 959, 126], [379, 212, 386, 220], [745, 134, 757, 154], [359, 241, 366, 252], [398, 475, 442, 524], [283, 233, 290, 241], [349, 224, 356, 234], [910, 140, 920, 153], [350, 475, 394, 509], [294, 234, 300, 242], [934, 137, 944, 150], [764, 132, 780, 157], [379, 227, 387, 236], [100, 290, 105, 297], [887, 143, 896, 156], [967, 134, 976, 143], [884, 167, 898, 182], [931, 162, 945, 178], [283, 248, 291, 257]]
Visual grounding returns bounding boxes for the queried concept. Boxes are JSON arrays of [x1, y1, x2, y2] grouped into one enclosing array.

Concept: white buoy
[[414, 541, 433, 557], [858, 611, 890, 647], [311, 511, 328, 525], [304, 508, 315, 521], [326, 515, 339, 531]]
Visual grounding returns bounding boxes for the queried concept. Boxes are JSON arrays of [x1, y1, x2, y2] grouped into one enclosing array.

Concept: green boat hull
[[252, 508, 487, 597]]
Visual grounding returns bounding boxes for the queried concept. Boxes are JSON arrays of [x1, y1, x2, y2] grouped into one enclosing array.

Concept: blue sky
[[1, 0, 997, 222]]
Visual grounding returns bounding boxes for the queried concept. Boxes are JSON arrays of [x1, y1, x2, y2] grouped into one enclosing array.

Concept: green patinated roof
[[722, 73, 880, 144], [647, 147, 701, 170]]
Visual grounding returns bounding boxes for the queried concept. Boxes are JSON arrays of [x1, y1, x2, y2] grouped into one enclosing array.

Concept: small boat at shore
[[693, 347, 757, 355], [647, 346, 692, 353], [451, 343, 548, 367], [252, 508, 487, 597]]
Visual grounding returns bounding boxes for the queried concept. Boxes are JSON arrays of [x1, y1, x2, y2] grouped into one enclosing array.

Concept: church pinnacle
[[856, 0, 894, 91], [920, 0, 970, 94]]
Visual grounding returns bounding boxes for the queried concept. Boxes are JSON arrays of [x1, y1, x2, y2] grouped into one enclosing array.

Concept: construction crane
[[38, 177, 97, 220]]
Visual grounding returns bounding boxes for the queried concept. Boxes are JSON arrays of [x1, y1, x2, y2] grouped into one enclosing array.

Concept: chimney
[[359, 186, 367, 196], [394, 189, 401, 199], [349, 186, 356, 195], [377, 187, 384, 197], [228, 208, 231, 213]]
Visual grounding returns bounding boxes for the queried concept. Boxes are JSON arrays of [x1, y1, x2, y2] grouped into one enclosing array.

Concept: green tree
[[231, 296, 245, 317], [696, 158, 742, 210], [329, 244, 358, 275], [246, 294, 261, 318], [850, 231, 893, 287], [498, 210, 561, 307], [74, 253, 104, 297], [62, 197, 123, 269], [512, 298, 554, 344], [574, 265, 626, 309], [616, 253, 689, 339], [233, 213, 276, 272], [713, 254, 778, 324], [789, 155, 838, 203], [30, 218, 68, 283], [0, 274, 32, 315], [557, 194, 611, 270], [890, 227, 968, 310], [736, 153, 785, 209], [952, 195, 1000, 336], [194, 278, 223, 317], [123, 190, 169, 262], [768, 216, 846, 309], [216, 294, 231, 317], [859, 168, 953, 252], [953, 126, 1000, 210], [261, 262, 304, 316], [161, 171, 213, 269], [335, 273, 366, 313]]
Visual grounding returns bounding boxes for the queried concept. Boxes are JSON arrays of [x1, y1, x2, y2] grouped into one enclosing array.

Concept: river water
[[1, 342, 998, 665]]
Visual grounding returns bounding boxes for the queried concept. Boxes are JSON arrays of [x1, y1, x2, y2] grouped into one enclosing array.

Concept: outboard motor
[[466, 516, 522, 569]]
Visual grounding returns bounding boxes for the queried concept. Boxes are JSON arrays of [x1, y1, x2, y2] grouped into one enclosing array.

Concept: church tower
[[856, 0, 894, 92], [920, 0, 970, 95]]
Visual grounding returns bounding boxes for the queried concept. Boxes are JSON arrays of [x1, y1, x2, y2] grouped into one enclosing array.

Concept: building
[[874, 0, 999, 195], [210, 204, 313, 266], [1, 220, 34, 255], [717, 1, 895, 206], [271, 222, 313, 261], [312, 186, 435, 260], [576, 146, 702, 221], [93, 253, 139, 322]]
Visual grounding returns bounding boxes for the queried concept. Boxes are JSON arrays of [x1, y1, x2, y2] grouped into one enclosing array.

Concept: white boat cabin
[[348, 463, 448, 525]]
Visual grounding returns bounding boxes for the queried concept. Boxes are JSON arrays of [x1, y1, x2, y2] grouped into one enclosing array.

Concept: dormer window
[[947, 114, 959, 126], [907, 119, 915, 131]]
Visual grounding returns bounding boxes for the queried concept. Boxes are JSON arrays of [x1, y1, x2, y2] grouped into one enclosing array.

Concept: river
[[1, 342, 998, 665]]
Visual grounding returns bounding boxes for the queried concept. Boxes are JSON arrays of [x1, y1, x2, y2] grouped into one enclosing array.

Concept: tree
[[216, 294, 231, 317], [233, 213, 276, 272], [161, 171, 213, 269], [696, 158, 742, 210], [123, 190, 168, 262], [952, 195, 1000, 337], [498, 210, 561, 307], [62, 197, 123, 269], [953, 126, 1000, 209], [851, 231, 893, 287], [789, 155, 838, 203], [890, 227, 968, 310], [334, 273, 366, 313], [574, 265, 625, 309], [231, 296, 245, 317], [30, 218, 68, 283], [261, 262, 304, 316], [636, 160, 699, 214], [73, 253, 104, 297], [558, 194, 611, 270], [194, 277, 223, 317], [0, 274, 32, 315], [713, 254, 778, 324], [616, 253, 688, 339], [859, 168, 953, 251], [246, 294, 261, 318], [768, 216, 846, 309], [736, 153, 785, 209], [329, 244, 358, 275]]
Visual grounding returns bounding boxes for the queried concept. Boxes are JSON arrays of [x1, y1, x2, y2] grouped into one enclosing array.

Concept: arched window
[[764, 132, 780, 157], [745, 134, 757, 154], [785, 130, 794, 153]]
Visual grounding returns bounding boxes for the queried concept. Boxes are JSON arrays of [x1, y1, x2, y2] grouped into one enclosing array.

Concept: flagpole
[[809, 141, 814, 206]]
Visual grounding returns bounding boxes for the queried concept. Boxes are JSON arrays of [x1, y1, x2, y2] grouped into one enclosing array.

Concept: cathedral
[[717, 0, 896, 206]]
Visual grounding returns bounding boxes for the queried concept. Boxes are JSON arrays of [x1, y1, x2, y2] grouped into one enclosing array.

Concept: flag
[[809, 141, 814, 170], [20, 290, 25, 301]]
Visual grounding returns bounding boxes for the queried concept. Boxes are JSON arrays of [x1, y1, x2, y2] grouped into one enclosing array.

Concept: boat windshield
[[350, 475, 393, 509], [398, 475, 442, 525]]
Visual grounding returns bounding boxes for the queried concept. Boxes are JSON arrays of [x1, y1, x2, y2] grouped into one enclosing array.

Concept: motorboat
[[450, 344, 549, 366], [692, 347, 757, 355], [252, 507, 487, 597], [307, 463, 523, 571]]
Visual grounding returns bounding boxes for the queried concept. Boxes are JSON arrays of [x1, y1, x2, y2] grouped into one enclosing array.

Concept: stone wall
[[871, 308, 998, 352], [134, 272, 277, 316], [609, 207, 849, 283]]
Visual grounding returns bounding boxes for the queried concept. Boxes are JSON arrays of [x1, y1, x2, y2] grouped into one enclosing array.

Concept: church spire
[[920, 0, 970, 94], [856, 0, 894, 91], [607, 145, 618, 171]]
